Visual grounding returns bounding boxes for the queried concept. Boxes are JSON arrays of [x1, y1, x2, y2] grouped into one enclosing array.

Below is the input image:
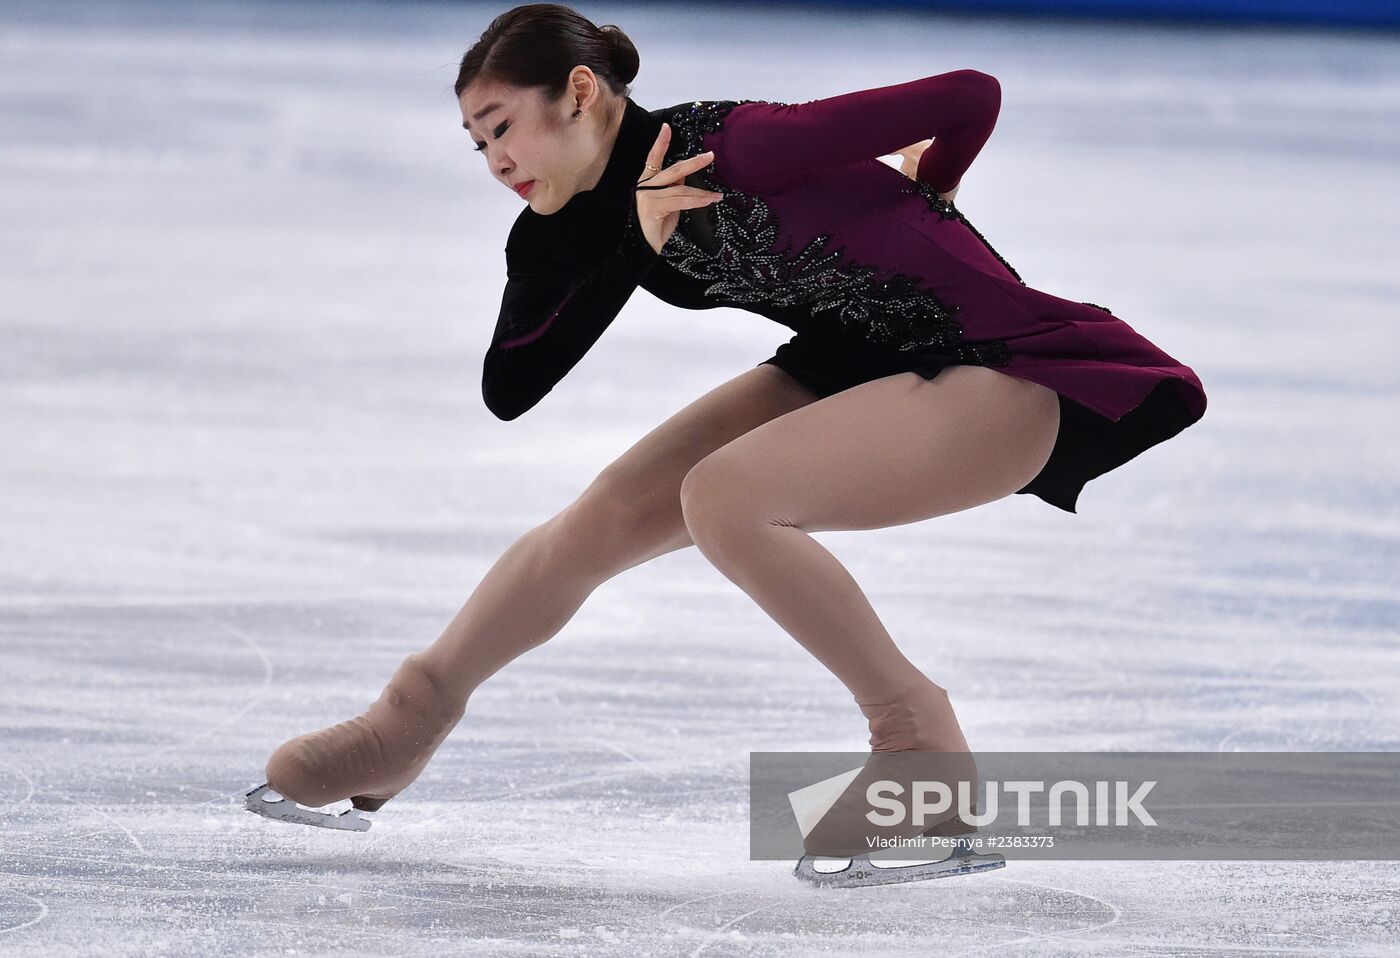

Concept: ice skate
[[242, 783, 377, 831], [244, 652, 467, 831], [793, 834, 1006, 888], [792, 680, 1004, 887], [791, 748, 1003, 887]]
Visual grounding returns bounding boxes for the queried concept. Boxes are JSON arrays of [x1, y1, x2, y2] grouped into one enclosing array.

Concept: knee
[[549, 465, 690, 574], [680, 455, 777, 556], [549, 473, 643, 565], [679, 458, 729, 552]]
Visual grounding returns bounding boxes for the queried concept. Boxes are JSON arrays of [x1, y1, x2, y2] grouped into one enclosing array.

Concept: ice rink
[[2, 0, 1398, 954]]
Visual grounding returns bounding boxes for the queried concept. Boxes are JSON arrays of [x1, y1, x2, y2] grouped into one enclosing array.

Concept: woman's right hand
[[895, 138, 958, 204], [634, 122, 725, 255], [895, 138, 933, 181]]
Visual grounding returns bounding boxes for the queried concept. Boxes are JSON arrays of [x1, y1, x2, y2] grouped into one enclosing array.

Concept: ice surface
[[1, 0, 1398, 954]]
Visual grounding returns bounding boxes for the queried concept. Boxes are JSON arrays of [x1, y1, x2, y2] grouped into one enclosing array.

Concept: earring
[[572, 103, 586, 120]]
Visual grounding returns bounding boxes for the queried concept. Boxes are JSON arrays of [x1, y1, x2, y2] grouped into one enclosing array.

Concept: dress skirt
[[757, 293, 1207, 515]]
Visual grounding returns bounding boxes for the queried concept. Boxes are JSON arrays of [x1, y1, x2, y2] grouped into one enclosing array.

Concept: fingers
[[663, 150, 715, 179], [638, 127, 718, 187], [643, 122, 671, 178], [637, 193, 722, 213], [635, 121, 723, 255], [670, 190, 724, 210], [635, 186, 724, 213], [677, 150, 716, 175], [639, 150, 716, 188], [645, 122, 718, 177]]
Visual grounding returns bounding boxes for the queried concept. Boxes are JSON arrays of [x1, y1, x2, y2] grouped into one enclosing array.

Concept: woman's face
[[459, 74, 609, 216]]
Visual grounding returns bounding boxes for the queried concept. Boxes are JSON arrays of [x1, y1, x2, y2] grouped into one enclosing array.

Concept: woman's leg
[[678, 365, 1061, 753], [413, 363, 820, 686], [264, 364, 820, 807]]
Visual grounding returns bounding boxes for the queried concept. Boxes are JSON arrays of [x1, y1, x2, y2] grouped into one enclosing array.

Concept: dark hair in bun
[[599, 23, 639, 86], [455, 3, 640, 101]]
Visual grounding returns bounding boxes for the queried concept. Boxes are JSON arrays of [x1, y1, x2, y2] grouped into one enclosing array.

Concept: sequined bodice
[[653, 99, 1029, 368]]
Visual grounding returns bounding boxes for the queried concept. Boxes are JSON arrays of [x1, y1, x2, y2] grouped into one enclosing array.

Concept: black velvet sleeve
[[483, 200, 663, 421]]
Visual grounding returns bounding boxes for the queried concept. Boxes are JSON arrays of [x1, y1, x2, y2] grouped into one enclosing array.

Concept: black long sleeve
[[483, 201, 662, 421]]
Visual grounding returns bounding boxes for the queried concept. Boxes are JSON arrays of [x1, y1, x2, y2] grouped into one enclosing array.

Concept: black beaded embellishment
[[659, 100, 1011, 368], [897, 178, 1025, 285], [898, 177, 961, 223], [1080, 301, 1114, 313]]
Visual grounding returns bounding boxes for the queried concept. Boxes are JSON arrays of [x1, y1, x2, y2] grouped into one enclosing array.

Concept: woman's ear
[[567, 65, 600, 111]]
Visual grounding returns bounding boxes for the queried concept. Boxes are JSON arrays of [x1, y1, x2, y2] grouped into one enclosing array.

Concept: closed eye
[[473, 120, 509, 152]]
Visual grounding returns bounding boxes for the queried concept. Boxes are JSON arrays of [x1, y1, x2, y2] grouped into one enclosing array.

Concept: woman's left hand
[[894, 138, 958, 204]]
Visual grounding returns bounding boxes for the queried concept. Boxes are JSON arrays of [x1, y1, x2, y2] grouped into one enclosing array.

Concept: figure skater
[[251, 3, 1207, 851]]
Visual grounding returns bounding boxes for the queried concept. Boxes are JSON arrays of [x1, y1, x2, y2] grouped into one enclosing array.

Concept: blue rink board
[[771, 0, 1400, 29]]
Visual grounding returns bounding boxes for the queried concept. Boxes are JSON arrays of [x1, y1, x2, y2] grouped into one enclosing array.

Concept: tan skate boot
[[263, 652, 468, 813], [862, 675, 981, 835], [859, 674, 971, 754], [793, 677, 1003, 886]]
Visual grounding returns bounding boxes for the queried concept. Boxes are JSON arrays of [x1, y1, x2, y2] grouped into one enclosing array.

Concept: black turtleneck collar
[[519, 95, 659, 225], [591, 95, 660, 199]]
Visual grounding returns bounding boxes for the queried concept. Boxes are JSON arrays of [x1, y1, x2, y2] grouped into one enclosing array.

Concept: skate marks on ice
[[0, 844, 565, 953], [5, 846, 1397, 957], [1, 602, 280, 856], [941, 875, 1121, 957], [0, 595, 738, 951], [7, 673, 1113, 956], [1, 760, 150, 858], [628, 869, 1124, 958], [1, 570, 1396, 951], [4, 600, 1400, 953], [0, 768, 49, 938], [547, 862, 1180, 958], [0, 890, 49, 938]]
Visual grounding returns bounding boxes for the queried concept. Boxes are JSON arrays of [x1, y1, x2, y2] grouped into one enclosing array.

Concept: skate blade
[[242, 783, 373, 832], [793, 838, 1005, 888]]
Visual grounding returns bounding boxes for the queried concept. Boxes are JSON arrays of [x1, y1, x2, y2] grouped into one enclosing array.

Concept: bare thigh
[[557, 363, 821, 574], [680, 365, 1062, 535]]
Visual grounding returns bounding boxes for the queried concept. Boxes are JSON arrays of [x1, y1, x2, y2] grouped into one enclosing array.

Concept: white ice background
[[1, 0, 1398, 954]]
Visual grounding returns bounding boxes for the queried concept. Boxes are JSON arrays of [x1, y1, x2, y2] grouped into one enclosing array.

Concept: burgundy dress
[[485, 71, 1208, 514]]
